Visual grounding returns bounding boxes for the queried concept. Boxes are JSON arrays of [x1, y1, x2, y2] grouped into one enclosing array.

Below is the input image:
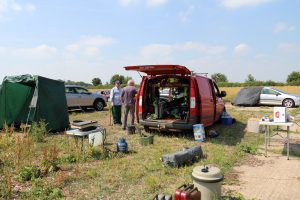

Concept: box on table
[[274, 107, 287, 123], [247, 118, 262, 133]]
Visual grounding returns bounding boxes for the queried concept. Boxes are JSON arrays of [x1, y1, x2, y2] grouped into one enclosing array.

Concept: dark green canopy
[[0, 75, 69, 132]]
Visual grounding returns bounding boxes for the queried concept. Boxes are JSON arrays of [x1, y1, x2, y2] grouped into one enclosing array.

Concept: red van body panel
[[125, 65, 225, 131], [195, 76, 215, 127]]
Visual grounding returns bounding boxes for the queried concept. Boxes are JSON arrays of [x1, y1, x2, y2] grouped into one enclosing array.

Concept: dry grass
[[0, 106, 270, 199]]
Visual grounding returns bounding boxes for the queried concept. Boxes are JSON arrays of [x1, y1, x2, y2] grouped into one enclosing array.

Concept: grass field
[[1, 86, 299, 199], [0, 104, 271, 199]]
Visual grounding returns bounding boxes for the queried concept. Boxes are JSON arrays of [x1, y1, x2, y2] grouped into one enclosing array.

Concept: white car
[[259, 87, 300, 108], [65, 85, 107, 111]]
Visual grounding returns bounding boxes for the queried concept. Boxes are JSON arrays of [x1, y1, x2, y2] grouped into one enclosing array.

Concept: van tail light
[[136, 77, 147, 122], [189, 79, 198, 122], [138, 96, 143, 119]]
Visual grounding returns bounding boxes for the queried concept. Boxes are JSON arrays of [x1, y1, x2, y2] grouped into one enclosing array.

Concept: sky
[[0, 0, 299, 84]]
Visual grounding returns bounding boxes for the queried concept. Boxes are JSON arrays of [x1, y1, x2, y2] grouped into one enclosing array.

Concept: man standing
[[110, 80, 122, 125], [121, 79, 137, 130]]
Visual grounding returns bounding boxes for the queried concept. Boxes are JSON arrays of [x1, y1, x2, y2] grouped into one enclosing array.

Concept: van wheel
[[94, 100, 104, 111], [282, 98, 295, 108]]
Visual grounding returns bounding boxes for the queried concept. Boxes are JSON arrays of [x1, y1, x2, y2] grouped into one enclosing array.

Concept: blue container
[[221, 117, 233, 125], [117, 137, 128, 153], [193, 124, 205, 142]]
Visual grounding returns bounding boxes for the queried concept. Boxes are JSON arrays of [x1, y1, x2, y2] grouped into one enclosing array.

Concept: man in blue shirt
[[110, 80, 122, 125]]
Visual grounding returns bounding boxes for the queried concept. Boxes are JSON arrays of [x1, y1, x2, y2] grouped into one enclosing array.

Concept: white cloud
[[147, 0, 168, 7], [7, 44, 57, 59], [65, 35, 115, 56], [278, 43, 300, 53], [183, 42, 227, 54], [234, 43, 251, 54], [118, 0, 168, 7], [0, 0, 36, 15], [13, 44, 57, 57], [118, 0, 139, 6], [138, 42, 227, 63], [178, 5, 195, 23], [221, 0, 274, 9], [274, 22, 296, 33]]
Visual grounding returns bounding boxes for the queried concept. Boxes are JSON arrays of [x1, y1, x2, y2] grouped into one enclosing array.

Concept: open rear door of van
[[124, 65, 191, 76]]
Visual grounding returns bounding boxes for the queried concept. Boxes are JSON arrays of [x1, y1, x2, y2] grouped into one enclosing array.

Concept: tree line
[[211, 71, 300, 87], [58, 71, 300, 88]]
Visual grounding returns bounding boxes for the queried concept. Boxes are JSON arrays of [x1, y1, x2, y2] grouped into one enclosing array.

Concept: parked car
[[97, 90, 110, 102], [259, 87, 300, 108], [65, 85, 107, 111], [124, 65, 226, 131]]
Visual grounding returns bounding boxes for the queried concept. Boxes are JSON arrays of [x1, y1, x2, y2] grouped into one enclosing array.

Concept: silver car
[[259, 87, 300, 108], [65, 85, 107, 111]]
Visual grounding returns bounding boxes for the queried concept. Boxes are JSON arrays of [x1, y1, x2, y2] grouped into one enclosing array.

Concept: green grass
[[0, 108, 266, 199]]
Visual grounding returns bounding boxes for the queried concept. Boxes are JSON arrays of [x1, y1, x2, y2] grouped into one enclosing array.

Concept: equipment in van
[[160, 146, 202, 167], [124, 65, 226, 132]]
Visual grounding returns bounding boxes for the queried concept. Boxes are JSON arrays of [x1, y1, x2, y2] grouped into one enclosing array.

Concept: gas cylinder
[[117, 137, 128, 153]]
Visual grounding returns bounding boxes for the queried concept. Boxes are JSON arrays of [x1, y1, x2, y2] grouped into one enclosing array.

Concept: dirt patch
[[223, 133, 300, 200]]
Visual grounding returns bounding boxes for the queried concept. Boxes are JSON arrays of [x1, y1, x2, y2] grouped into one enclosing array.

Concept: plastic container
[[192, 165, 224, 200], [221, 117, 233, 125], [117, 137, 128, 153], [139, 135, 154, 146], [193, 124, 205, 142]]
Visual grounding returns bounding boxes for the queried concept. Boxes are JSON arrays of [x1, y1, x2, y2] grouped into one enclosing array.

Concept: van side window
[[212, 82, 220, 97]]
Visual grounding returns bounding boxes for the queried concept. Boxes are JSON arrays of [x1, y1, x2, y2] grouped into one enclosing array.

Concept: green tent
[[0, 75, 69, 132]]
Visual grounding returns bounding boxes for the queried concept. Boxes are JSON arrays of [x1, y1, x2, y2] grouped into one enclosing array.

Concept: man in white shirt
[[110, 80, 122, 125]]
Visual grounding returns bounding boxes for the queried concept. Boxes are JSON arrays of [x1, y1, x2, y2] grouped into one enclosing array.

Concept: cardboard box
[[247, 118, 262, 133], [274, 107, 287, 123]]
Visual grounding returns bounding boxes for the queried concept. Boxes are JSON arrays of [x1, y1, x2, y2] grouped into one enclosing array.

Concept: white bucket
[[193, 124, 205, 142]]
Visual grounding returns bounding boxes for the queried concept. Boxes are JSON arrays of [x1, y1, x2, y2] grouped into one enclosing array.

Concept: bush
[[29, 120, 48, 142], [19, 166, 41, 181], [24, 178, 64, 199]]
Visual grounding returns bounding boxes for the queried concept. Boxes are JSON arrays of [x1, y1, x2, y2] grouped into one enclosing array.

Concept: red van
[[124, 65, 226, 132]]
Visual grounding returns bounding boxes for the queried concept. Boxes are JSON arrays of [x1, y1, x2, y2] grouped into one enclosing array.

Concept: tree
[[110, 74, 125, 85], [92, 78, 102, 86], [287, 71, 300, 83], [211, 73, 228, 83], [245, 74, 256, 82]]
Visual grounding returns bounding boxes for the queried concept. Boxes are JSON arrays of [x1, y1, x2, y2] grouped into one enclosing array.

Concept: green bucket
[[139, 135, 154, 146]]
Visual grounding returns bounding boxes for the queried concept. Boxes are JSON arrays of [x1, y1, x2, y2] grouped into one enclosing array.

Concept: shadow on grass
[[146, 120, 247, 146], [283, 143, 300, 157]]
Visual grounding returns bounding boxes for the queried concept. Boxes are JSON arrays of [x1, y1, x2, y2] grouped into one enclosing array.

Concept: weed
[[240, 144, 257, 155], [60, 154, 77, 164], [23, 178, 64, 200], [29, 120, 48, 142], [0, 168, 13, 199], [41, 144, 60, 174], [223, 191, 247, 200], [145, 175, 162, 193], [19, 166, 41, 181]]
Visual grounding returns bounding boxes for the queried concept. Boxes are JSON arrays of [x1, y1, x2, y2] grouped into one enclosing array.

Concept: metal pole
[[265, 125, 267, 157], [287, 126, 290, 160]]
